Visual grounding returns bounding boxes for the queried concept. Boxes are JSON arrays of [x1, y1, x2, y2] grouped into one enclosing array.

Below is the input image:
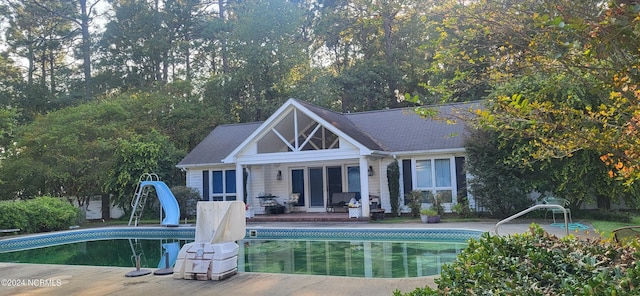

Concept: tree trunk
[[49, 50, 55, 93], [80, 0, 92, 100], [102, 194, 111, 220], [219, 0, 229, 74]]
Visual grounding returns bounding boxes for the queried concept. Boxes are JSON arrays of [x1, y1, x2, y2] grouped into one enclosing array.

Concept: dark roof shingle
[[178, 100, 477, 166], [177, 122, 262, 166], [345, 103, 474, 152]]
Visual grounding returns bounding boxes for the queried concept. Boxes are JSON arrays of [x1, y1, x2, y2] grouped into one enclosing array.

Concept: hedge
[[0, 196, 80, 234], [395, 224, 640, 295]]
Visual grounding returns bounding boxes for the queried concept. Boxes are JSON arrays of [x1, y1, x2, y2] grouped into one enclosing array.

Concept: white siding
[[186, 170, 203, 197], [81, 196, 124, 220], [247, 166, 267, 213]]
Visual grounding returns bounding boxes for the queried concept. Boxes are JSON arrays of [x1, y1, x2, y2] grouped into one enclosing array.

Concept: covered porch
[[238, 156, 383, 218], [226, 101, 387, 218]]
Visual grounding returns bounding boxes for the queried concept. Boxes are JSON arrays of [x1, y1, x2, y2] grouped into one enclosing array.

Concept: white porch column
[[359, 157, 370, 217], [236, 163, 244, 203]]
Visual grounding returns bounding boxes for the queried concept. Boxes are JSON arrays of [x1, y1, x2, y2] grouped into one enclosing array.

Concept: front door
[[327, 166, 343, 205], [308, 167, 324, 209], [291, 169, 305, 207]]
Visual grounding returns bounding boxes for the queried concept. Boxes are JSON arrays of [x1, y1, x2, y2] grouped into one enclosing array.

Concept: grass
[[591, 216, 640, 237], [369, 213, 499, 224], [81, 217, 196, 228]]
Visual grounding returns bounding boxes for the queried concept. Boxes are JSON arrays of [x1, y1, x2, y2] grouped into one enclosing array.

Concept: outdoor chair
[[284, 193, 300, 213], [612, 226, 640, 245], [543, 197, 572, 224]]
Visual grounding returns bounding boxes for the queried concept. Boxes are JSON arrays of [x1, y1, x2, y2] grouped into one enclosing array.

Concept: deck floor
[[246, 211, 369, 222]]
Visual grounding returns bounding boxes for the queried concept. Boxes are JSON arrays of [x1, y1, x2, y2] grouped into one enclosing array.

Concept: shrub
[[405, 190, 423, 218], [0, 196, 80, 234], [465, 128, 535, 217], [396, 224, 640, 295], [171, 186, 200, 219], [579, 209, 632, 223], [0, 200, 29, 232], [430, 193, 445, 215], [452, 189, 472, 218], [420, 208, 438, 216], [387, 160, 401, 216]]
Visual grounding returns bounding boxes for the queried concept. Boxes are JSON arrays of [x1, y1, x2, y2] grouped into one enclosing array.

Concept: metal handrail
[[494, 204, 569, 236]]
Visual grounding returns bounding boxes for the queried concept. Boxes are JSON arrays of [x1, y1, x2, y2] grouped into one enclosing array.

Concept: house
[[176, 98, 477, 216]]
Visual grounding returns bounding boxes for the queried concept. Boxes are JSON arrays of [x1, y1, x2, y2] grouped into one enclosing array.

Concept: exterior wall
[[82, 196, 124, 220], [185, 166, 238, 201], [244, 159, 376, 213], [185, 169, 203, 197], [247, 165, 267, 214], [377, 158, 394, 212], [182, 154, 472, 215]]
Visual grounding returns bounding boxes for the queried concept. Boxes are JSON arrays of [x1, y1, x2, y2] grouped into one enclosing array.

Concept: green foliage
[[438, 0, 640, 183], [464, 128, 535, 217], [430, 193, 445, 215], [420, 208, 437, 216], [398, 224, 640, 295], [387, 160, 400, 216], [106, 130, 183, 210], [393, 287, 438, 296], [405, 190, 423, 218], [1, 86, 190, 206], [171, 186, 200, 219], [579, 210, 632, 224], [437, 225, 640, 295], [452, 189, 471, 218], [0, 197, 80, 234]]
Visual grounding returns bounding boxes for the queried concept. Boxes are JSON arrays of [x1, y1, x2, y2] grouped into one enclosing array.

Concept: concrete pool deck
[[0, 221, 597, 296]]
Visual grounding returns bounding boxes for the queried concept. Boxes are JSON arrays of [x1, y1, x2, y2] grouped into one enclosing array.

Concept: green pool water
[[0, 238, 466, 278]]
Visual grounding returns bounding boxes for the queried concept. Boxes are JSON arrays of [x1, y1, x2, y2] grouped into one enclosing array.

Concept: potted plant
[[348, 198, 361, 218], [420, 208, 439, 223]]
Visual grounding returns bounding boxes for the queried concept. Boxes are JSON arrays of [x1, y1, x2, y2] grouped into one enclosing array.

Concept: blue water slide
[[157, 242, 180, 269], [140, 181, 180, 226]]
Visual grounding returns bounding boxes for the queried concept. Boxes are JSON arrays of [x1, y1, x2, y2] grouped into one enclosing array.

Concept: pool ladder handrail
[[494, 204, 569, 236], [128, 173, 160, 226]]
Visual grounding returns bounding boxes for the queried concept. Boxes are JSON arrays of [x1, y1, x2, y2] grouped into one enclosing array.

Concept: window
[[347, 166, 360, 193], [208, 170, 236, 201], [413, 158, 453, 203]]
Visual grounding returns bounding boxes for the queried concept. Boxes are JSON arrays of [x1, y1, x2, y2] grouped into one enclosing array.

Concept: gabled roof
[[295, 100, 382, 150], [177, 122, 262, 167], [177, 100, 477, 167], [345, 102, 473, 152]]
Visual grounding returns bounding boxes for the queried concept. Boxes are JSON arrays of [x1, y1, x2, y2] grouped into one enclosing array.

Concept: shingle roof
[[296, 100, 383, 150], [177, 122, 262, 166], [177, 100, 478, 166], [345, 102, 475, 152]]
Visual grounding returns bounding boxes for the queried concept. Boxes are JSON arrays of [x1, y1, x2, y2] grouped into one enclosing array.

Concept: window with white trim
[[414, 158, 454, 204], [210, 170, 236, 201]]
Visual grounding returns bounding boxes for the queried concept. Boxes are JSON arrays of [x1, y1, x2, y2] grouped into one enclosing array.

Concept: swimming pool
[[0, 227, 483, 278]]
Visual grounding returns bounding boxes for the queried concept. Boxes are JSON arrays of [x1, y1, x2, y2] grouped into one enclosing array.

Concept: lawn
[[591, 215, 640, 237]]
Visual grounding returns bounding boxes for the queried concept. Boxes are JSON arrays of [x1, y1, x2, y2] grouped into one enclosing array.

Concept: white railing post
[[494, 204, 569, 236]]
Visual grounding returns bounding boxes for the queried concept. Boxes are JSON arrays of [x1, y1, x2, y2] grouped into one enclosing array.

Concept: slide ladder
[[129, 238, 149, 268], [128, 173, 160, 226], [128, 173, 181, 227]]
